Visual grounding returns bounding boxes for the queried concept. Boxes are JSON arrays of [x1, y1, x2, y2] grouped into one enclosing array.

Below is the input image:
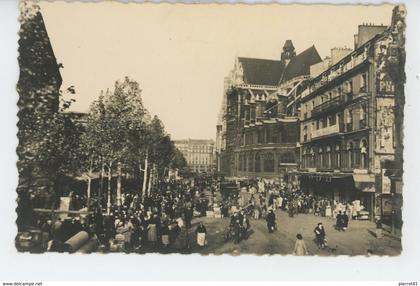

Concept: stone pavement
[[184, 208, 402, 256]]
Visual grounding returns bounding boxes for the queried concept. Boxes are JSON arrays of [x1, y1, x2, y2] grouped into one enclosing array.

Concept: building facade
[[174, 139, 215, 173], [217, 40, 322, 179], [295, 6, 405, 217]]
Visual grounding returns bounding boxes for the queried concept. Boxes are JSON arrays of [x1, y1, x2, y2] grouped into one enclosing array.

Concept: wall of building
[[331, 47, 353, 65], [295, 10, 406, 217], [174, 139, 215, 173], [355, 24, 387, 48]]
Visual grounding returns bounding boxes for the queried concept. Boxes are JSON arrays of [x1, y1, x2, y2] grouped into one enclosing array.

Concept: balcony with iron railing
[[308, 91, 369, 119], [311, 123, 344, 139], [312, 95, 346, 117]]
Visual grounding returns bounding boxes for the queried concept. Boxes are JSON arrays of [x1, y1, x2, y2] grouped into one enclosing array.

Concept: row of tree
[[17, 3, 187, 228], [69, 77, 187, 212]]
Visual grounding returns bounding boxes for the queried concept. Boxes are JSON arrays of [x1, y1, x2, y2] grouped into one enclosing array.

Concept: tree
[[16, 2, 77, 212], [145, 115, 167, 196], [81, 77, 151, 211], [76, 77, 179, 207], [170, 148, 188, 170]]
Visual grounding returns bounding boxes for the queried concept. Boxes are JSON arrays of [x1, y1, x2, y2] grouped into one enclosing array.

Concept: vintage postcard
[[15, 0, 405, 256]]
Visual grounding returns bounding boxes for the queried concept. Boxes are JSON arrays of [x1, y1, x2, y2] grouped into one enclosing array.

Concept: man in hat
[[314, 222, 326, 249], [266, 209, 276, 233]]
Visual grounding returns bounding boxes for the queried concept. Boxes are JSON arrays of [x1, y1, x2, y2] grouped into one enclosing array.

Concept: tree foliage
[[75, 77, 180, 198]]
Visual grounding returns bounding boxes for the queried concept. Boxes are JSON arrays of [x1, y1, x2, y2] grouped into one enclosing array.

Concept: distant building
[[216, 40, 322, 179], [173, 139, 215, 173]]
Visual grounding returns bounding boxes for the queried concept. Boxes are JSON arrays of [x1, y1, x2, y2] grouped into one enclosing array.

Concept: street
[[184, 210, 402, 256]]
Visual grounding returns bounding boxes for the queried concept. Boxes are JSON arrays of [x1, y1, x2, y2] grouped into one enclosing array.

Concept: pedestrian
[[314, 222, 326, 249], [253, 205, 260, 220], [233, 219, 241, 244], [161, 223, 170, 248], [266, 209, 276, 233], [147, 216, 158, 246], [293, 233, 308, 256], [336, 211, 343, 231], [375, 217, 383, 239], [184, 201, 193, 229], [342, 212, 349, 231], [195, 222, 207, 247]]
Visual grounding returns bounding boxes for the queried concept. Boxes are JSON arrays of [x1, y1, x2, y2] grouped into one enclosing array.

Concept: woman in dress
[[195, 222, 207, 247], [147, 214, 158, 246], [293, 233, 308, 256], [161, 223, 170, 248]]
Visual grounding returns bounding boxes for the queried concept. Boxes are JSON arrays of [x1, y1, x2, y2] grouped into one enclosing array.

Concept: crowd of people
[[19, 175, 376, 255], [239, 179, 367, 226], [29, 178, 220, 253]]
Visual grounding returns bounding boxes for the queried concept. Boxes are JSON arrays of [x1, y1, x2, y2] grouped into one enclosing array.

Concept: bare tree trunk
[[117, 162, 122, 208], [147, 165, 153, 197], [86, 158, 94, 217], [99, 158, 105, 206], [142, 151, 148, 198], [138, 161, 143, 195], [107, 163, 112, 215], [86, 177, 92, 213], [148, 163, 156, 196]]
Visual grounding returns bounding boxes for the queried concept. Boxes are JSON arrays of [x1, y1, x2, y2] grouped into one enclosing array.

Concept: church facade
[[216, 40, 322, 179]]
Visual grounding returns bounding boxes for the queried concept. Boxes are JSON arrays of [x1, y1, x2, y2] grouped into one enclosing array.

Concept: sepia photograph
[[14, 0, 406, 257]]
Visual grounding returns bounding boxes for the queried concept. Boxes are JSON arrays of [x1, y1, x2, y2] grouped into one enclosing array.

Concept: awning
[[353, 173, 375, 183], [353, 173, 375, 192], [298, 171, 351, 179]]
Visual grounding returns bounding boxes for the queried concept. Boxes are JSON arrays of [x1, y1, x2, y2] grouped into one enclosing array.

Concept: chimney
[[355, 24, 387, 49]]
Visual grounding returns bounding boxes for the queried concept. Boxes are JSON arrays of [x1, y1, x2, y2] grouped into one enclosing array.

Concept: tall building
[[294, 6, 405, 218], [216, 40, 322, 179], [173, 139, 215, 173]]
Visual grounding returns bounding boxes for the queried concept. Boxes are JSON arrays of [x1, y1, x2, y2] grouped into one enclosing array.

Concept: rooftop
[[236, 42, 322, 88], [237, 57, 285, 86], [279, 45, 322, 83]]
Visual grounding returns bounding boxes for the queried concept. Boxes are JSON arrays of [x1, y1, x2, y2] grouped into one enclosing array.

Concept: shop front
[[297, 171, 376, 219]]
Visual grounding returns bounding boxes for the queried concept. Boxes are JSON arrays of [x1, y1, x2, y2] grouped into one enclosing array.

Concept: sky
[[39, 2, 393, 140]]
